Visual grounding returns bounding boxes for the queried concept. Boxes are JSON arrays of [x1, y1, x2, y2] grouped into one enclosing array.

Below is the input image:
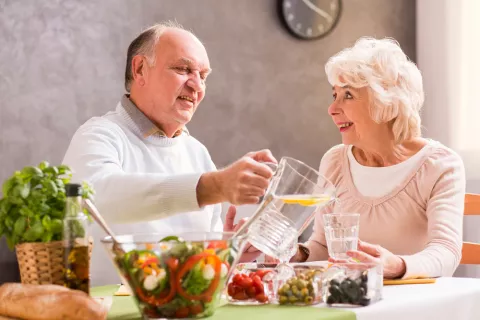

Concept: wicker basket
[[15, 239, 93, 285]]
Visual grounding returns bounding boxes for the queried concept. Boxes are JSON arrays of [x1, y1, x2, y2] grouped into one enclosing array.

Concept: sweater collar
[[120, 95, 189, 138]]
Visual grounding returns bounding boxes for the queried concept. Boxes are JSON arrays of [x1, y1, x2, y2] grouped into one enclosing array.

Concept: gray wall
[[0, 0, 416, 284]]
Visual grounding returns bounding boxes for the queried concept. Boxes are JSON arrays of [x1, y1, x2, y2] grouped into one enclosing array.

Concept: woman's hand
[[223, 205, 262, 262], [329, 240, 406, 279]]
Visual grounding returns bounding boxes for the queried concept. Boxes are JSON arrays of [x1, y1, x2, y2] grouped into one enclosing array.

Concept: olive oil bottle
[[63, 183, 90, 294]]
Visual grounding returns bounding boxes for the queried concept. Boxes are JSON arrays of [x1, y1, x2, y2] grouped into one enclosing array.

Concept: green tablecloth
[[91, 285, 356, 320]]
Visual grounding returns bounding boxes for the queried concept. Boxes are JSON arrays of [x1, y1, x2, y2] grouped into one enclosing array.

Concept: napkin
[[383, 278, 436, 285]]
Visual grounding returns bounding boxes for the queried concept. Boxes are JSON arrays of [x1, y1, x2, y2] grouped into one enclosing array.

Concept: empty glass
[[323, 213, 360, 260]]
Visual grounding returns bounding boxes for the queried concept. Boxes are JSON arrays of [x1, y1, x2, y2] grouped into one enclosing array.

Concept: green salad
[[116, 236, 233, 319]]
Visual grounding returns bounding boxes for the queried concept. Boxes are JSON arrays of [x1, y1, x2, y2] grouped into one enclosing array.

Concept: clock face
[[279, 0, 341, 40]]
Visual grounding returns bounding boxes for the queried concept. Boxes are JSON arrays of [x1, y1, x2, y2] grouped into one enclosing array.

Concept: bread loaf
[[0, 283, 107, 320]]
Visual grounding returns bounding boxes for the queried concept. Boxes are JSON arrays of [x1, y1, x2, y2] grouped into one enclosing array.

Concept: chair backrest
[[460, 193, 480, 264]]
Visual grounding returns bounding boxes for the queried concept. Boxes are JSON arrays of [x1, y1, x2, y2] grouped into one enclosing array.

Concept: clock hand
[[301, 0, 333, 23]]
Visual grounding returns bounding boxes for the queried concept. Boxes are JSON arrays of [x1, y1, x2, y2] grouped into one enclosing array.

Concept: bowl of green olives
[[276, 266, 325, 306]]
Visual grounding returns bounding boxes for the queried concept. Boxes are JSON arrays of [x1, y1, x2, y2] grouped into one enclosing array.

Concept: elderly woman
[[291, 37, 466, 279]]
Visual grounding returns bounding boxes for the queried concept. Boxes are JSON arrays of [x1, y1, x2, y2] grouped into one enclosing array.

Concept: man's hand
[[197, 149, 278, 206], [223, 205, 262, 262], [328, 240, 406, 279]]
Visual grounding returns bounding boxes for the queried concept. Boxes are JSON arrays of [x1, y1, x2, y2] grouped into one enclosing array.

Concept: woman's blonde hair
[[325, 37, 424, 143]]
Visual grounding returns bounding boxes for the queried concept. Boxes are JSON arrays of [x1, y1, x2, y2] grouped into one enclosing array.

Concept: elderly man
[[63, 21, 275, 284]]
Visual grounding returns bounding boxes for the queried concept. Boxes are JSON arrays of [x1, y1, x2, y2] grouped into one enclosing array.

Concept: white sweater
[[63, 96, 222, 285]]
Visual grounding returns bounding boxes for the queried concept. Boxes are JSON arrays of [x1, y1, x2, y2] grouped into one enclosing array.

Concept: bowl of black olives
[[322, 262, 383, 307]]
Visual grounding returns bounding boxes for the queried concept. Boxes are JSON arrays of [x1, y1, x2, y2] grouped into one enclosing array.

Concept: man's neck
[[128, 91, 183, 138]]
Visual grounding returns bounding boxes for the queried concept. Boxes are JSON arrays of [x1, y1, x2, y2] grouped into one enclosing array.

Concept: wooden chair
[[460, 193, 480, 264]]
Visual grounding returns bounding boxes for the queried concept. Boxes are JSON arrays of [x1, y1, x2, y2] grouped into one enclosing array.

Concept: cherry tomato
[[189, 304, 203, 315], [238, 276, 253, 288], [175, 307, 190, 318], [255, 293, 268, 303], [255, 269, 272, 280], [232, 273, 244, 283], [252, 275, 264, 293], [228, 283, 240, 296], [233, 291, 249, 300], [246, 286, 257, 298]]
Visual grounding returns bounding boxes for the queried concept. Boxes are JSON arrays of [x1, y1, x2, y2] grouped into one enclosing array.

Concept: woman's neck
[[352, 138, 428, 167]]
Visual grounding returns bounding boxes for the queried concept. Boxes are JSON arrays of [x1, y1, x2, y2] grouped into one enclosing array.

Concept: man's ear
[[131, 55, 148, 86]]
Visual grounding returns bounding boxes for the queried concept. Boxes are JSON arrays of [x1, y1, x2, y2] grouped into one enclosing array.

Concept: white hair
[[325, 37, 424, 143], [124, 20, 192, 92]]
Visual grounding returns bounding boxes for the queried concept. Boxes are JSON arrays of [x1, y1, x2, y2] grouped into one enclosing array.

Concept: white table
[[345, 277, 480, 320]]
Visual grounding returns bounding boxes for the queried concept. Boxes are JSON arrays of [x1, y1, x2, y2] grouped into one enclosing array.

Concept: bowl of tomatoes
[[226, 263, 275, 305]]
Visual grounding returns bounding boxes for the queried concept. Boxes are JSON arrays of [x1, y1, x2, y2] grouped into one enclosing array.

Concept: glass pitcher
[[234, 157, 336, 277]]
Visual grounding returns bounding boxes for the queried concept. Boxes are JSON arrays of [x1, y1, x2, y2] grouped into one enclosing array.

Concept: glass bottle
[[63, 183, 90, 294]]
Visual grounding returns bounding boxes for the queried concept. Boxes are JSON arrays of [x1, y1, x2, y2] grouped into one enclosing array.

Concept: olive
[[279, 296, 288, 304], [289, 296, 298, 303], [301, 288, 309, 297], [330, 279, 340, 287], [291, 285, 299, 296], [282, 284, 291, 292], [341, 279, 361, 304], [329, 284, 342, 301], [305, 296, 314, 304], [296, 279, 306, 289], [359, 297, 371, 306], [326, 295, 338, 304], [298, 273, 306, 280], [360, 282, 368, 294]]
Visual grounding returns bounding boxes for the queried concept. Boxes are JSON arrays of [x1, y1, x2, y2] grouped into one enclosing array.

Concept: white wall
[[417, 0, 480, 278]]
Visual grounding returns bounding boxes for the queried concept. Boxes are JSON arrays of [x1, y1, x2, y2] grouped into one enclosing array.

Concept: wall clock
[[278, 0, 342, 40]]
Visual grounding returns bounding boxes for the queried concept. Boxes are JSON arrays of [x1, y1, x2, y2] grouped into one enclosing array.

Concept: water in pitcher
[[248, 193, 332, 260]]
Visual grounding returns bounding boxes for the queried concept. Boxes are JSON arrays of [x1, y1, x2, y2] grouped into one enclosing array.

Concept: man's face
[[143, 29, 211, 126]]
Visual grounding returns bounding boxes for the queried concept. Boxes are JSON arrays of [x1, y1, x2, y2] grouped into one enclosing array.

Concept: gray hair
[[124, 21, 188, 92]]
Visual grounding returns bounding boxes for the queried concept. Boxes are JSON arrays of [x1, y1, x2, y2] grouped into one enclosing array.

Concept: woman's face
[[328, 85, 389, 146]]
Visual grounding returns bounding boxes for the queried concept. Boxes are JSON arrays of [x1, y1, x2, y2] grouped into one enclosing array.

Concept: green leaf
[[41, 231, 53, 243], [24, 221, 44, 242], [19, 206, 34, 217], [57, 165, 71, 175], [43, 166, 59, 176], [2, 177, 17, 197], [38, 161, 49, 170], [50, 209, 64, 218], [21, 166, 44, 179], [6, 235, 17, 250], [5, 216, 14, 230], [13, 216, 26, 235], [44, 180, 58, 197], [51, 219, 63, 234], [42, 215, 51, 231]]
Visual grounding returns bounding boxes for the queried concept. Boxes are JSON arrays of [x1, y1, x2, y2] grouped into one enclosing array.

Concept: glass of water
[[323, 213, 360, 260]]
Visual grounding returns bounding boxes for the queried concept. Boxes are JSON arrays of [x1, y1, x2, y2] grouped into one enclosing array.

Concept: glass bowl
[[274, 264, 326, 306], [322, 262, 383, 307], [226, 263, 276, 305], [101, 232, 246, 319]]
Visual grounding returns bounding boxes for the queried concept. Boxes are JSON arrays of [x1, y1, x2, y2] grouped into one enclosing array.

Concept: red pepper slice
[[135, 260, 178, 306], [176, 252, 222, 302], [140, 256, 159, 269], [207, 240, 228, 250]]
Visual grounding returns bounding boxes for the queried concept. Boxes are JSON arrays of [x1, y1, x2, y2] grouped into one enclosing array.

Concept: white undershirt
[[347, 143, 430, 198]]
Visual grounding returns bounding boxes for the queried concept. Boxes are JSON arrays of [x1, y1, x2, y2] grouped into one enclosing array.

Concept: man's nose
[[187, 73, 204, 92]]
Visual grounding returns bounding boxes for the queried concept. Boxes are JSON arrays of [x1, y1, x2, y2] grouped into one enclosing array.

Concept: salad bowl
[[101, 232, 246, 319]]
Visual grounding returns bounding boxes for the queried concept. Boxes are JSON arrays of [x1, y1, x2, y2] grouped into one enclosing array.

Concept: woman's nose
[[328, 101, 340, 116]]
